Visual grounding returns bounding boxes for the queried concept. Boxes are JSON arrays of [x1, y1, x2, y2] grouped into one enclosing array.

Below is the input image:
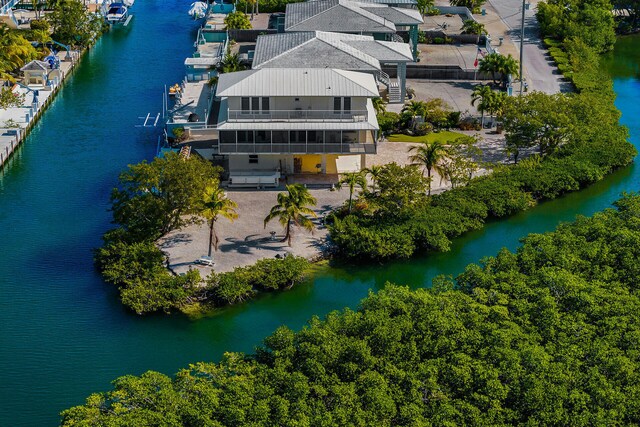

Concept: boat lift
[[136, 113, 161, 128], [49, 40, 72, 61]]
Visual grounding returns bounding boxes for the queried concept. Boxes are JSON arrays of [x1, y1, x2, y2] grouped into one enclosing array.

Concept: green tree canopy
[[63, 194, 640, 427], [111, 152, 222, 241], [224, 11, 252, 29], [537, 0, 617, 53], [503, 91, 574, 156], [47, 0, 105, 47]]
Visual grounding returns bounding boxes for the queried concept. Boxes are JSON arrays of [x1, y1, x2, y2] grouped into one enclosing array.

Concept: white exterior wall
[[228, 154, 293, 173]]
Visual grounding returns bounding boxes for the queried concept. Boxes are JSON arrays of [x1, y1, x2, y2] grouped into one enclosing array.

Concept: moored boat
[[105, 2, 128, 24]]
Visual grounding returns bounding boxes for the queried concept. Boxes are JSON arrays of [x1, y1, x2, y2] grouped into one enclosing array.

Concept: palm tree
[[480, 53, 519, 90], [365, 164, 383, 193], [401, 100, 426, 129], [264, 184, 317, 247], [199, 185, 238, 256], [372, 97, 387, 115], [487, 90, 507, 124], [408, 140, 449, 195], [471, 84, 493, 128], [497, 54, 519, 89], [219, 49, 244, 74], [460, 19, 487, 44], [337, 171, 367, 213]]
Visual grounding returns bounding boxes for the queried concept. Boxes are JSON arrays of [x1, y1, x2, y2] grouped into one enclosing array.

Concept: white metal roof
[[184, 57, 219, 66], [216, 68, 380, 98]]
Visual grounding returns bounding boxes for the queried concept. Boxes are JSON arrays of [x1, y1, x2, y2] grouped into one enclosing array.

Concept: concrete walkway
[[159, 188, 349, 274]]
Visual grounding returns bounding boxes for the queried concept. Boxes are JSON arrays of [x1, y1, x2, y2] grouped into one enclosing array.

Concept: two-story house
[[215, 68, 380, 185]]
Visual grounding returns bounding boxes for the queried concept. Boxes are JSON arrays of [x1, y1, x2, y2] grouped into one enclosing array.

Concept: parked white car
[[196, 255, 214, 266]]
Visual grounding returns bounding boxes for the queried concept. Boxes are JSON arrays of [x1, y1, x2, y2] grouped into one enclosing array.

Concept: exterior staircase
[[179, 145, 192, 159], [391, 33, 404, 43], [376, 70, 402, 103], [388, 80, 401, 103]]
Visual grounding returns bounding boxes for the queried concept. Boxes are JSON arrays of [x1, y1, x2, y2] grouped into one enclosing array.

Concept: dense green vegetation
[[329, 0, 635, 261], [97, 153, 311, 314], [538, 0, 617, 53], [46, 0, 105, 47], [235, 0, 303, 14], [0, 24, 39, 81], [62, 194, 640, 426]]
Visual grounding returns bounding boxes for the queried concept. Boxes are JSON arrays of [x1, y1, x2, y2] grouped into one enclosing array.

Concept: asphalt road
[[487, 0, 570, 94]]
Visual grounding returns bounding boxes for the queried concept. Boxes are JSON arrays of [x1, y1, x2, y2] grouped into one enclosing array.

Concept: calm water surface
[[0, 5, 638, 423]]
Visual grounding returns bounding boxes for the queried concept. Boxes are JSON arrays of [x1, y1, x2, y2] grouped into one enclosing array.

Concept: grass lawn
[[386, 131, 466, 143]]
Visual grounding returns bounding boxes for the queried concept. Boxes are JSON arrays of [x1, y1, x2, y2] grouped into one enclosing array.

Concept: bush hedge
[[329, 30, 636, 261]]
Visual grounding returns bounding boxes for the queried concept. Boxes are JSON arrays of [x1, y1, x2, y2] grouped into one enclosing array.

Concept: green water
[[0, 5, 637, 423]]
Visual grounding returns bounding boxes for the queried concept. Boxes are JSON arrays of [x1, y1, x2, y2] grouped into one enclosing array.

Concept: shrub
[[377, 112, 400, 133], [29, 19, 49, 32], [413, 122, 433, 136]]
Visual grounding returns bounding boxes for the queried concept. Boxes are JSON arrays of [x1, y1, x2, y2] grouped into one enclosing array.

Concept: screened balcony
[[218, 129, 377, 154]]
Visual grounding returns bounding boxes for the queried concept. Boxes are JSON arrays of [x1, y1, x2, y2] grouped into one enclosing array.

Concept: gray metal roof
[[343, 39, 413, 61], [20, 60, 49, 72], [252, 31, 413, 70], [355, 0, 418, 4], [361, 5, 423, 24], [216, 68, 380, 97], [285, 0, 396, 33], [253, 32, 380, 70]]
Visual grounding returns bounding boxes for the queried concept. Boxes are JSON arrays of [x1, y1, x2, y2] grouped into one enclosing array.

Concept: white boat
[[105, 2, 128, 24], [188, 2, 208, 19]]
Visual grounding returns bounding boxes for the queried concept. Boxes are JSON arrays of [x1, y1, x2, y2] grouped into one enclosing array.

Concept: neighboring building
[[284, 0, 422, 60], [355, 0, 418, 8], [252, 31, 413, 102], [215, 68, 379, 183], [20, 60, 62, 87]]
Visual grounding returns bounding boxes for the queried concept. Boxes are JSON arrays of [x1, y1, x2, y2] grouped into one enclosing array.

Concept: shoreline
[[0, 30, 104, 173]]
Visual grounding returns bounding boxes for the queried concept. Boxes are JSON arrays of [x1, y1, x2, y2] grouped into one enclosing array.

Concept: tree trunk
[[427, 167, 432, 195], [281, 220, 291, 245], [480, 110, 485, 129], [212, 219, 219, 252], [348, 189, 353, 213], [207, 219, 214, 257]]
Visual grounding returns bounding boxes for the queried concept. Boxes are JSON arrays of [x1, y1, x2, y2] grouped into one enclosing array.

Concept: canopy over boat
[[188, 2, 208, 18]]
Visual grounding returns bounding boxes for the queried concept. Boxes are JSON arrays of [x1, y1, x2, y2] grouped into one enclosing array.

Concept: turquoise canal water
[[0, 1, 638, 421]]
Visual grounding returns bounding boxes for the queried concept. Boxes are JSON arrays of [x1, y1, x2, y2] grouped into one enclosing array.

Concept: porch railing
[[218, 142, 376, 155], [226, 109, 369, 122]]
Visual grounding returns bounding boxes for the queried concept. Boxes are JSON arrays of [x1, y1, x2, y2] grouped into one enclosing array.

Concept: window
[[333, 97, 341, 113], [251, 97, 260, 111], [237, 131, 254, 143], [248, 155, 259, 164], [256, 131, 269, 143], [262, 97, 269, 113], [241, 97, 250, 112], [333, 97, 351, 114], [343, 97, 351, 113]]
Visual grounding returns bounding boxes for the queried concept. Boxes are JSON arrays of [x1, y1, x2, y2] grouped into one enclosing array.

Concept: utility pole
[[519, 0, 526, 95]]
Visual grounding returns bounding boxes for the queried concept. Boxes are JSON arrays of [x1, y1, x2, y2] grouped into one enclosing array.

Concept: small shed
[[20, 60, 62, 87]]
